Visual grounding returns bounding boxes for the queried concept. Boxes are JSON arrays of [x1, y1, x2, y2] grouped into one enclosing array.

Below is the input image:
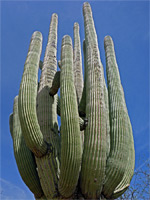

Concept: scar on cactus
[[9, 2, 135, 200]]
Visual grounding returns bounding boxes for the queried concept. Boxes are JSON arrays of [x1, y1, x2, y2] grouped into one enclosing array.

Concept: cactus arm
[[49, 71, 60, 96], [80, 3, 107, 199], [58, 35, 82, 198], [112, 116, 135, 198], [18, 31, 47, 157], [80, 46, 106, 199], [35, 13, 60, 199], [10, 96, 46, 199], [78, 40, 86, 117], [73, 22, 83, 104], [38, 13, 58, 91], [102, 36, 135, 198]]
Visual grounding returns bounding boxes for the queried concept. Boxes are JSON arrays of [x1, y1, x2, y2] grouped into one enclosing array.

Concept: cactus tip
[[104, 35, 114, 49], [52, 13, 58, 18], [83, 2, 91, 8], [32, 31, 42, 40], [62, 35, 72, 46], [74, 22, 79, 28]]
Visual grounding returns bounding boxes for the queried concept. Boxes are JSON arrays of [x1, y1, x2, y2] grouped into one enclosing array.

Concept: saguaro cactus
[[9, 2, 135, 200]]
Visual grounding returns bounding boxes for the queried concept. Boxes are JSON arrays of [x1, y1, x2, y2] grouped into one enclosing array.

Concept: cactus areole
[[9, 2, 135, 200]]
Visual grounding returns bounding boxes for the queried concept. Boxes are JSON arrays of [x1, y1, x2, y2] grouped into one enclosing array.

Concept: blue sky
[[1, 0, 149, 199]]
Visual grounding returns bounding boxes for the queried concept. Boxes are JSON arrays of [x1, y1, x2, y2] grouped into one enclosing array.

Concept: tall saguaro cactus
[[9, 2, 135, 200]]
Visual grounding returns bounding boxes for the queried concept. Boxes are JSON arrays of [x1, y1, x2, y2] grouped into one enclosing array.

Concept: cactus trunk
[[9, 2, 135, 200]]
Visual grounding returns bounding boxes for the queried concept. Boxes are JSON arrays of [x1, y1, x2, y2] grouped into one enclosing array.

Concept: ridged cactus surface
[[9, 2, 135, 200], [58, 35, 82, 197], [9, 97, 45, 199]]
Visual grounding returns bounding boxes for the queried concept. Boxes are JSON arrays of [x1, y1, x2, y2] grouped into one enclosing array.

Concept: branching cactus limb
[[102, 36, 135, 198], [35, 13, 60, 199], [9, 96, 46, 199], [18, 30, 59, 199], [80, 46, 107, 199], [58, 35, 82, 198], [18, 31, 47, 157], [73, 22, 83, 104], [80, 2, 107, 199]]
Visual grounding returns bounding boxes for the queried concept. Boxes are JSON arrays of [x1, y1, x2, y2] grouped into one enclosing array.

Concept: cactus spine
[[9, 2, 135, 200]]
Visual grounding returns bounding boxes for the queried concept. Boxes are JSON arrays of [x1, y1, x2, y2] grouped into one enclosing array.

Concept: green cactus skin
[[18, 31, 47, 157], [58, 35, 82, 198], [10, 2, 135, 200], [73, 22, 83, 105], [10, 96, 45, 199], [102, 36, 135, 198], [80, 2, 107, 199], [35, 13, 60, 199]]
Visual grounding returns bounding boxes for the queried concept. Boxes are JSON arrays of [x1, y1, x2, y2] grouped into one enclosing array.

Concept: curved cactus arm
[[49, 71, 60, 96], [80, 46, 106, 199], [102, 36, 135, 198], [112, 117, 135, 199], [80, 3, 107, 199], [58, 35, 82, 198], [38, 13, 58, 91], [73, 22, 83, 104], [10, 96, 46, 199], [35, 13, 60, 199], [18, 31, 47, 157], [78, 40, 86, 117]]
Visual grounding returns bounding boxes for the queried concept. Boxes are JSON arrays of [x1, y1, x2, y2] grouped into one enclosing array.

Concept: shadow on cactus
[[9, 2, 135, 200]]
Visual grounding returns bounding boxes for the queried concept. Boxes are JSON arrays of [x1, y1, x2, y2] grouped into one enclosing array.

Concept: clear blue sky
[[1, 0, 149, 199]]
